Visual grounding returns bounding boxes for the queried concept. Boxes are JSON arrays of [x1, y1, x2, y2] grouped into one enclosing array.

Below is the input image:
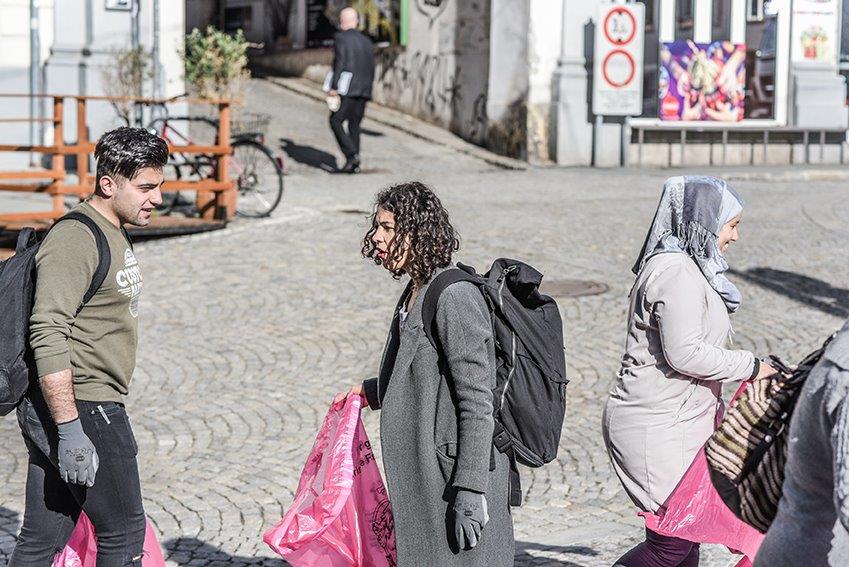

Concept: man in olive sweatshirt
[[11, 127, 167, 566]]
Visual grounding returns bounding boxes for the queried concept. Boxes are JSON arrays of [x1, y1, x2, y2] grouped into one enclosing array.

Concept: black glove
[[452, 488, 489, 550], [57, 418, 99, 487]]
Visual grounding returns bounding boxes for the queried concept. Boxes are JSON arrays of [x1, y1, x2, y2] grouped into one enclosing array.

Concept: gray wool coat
[[363, 266, 514, 567], [755, 319, 849, 566]]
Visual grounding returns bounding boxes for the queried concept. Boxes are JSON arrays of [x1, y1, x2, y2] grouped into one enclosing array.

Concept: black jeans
[[10, 396, 146, 566], [329, 96, 368, 160]]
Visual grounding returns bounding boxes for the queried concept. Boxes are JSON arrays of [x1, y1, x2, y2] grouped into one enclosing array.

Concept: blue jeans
[[10, 396, 146, 566]]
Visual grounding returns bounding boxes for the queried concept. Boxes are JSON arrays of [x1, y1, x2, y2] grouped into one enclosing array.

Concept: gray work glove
[[452, 488, 490, 550], [57, 418, 99, 487]]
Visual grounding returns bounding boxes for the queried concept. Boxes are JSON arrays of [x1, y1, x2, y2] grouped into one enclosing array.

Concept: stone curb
[[261, 76, 528, 171], [721, 168, 849, 182]]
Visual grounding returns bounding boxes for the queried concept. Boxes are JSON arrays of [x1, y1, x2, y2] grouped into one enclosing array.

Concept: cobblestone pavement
[[1, 78, 847, 566]]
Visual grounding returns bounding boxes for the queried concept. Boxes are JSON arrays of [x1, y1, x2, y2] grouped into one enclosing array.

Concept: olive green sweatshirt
[[29, 202, 141, 402]]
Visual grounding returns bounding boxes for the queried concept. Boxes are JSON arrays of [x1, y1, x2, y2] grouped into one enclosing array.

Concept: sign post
[[592, 2, 645, 116], [592, 2, 644, 166]]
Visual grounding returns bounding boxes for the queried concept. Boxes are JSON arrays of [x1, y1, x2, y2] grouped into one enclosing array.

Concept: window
[[677, 0, 694, 20], [224, 7, 253, 32], [675, 0, 694, 40], [713, 0, 732, 40], [643, 0, 656, 31], [842, 0, 849, 63], [744, 15, 776, 118], [747, 0, 764, 22], [639, 0, 661, 118]]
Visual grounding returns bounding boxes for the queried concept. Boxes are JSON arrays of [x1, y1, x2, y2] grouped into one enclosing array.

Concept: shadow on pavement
[[163, 537, 290, 566], [730, 267, 849, 318], [279, 138, 337, 172], [0, 506, 20, 560], [360, 127, 385, 137], [515, 540, 598, 566]]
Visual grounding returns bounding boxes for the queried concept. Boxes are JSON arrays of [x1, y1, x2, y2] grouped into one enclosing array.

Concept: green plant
[[101, 46, 152, 125], [183, 26, 250, 100]]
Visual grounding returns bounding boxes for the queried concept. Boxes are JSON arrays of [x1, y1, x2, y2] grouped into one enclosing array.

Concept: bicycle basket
[[231, 111, 271, 136]]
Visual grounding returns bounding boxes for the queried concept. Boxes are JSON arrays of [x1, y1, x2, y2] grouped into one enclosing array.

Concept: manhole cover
[[540, 279, 609, 298]]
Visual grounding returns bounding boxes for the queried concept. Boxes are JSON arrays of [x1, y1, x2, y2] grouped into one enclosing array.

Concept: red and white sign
[[592, 2, 644, 116]]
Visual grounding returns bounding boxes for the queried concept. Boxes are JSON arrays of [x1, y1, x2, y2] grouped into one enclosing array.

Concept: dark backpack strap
[[421, 268, 483, 349], [493, 420, 523, 506], [121, 226, 134, 251], [53, 212, 111, 314]]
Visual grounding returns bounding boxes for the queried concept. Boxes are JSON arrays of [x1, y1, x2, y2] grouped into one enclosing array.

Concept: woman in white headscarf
[[603, 176, 776, 566]]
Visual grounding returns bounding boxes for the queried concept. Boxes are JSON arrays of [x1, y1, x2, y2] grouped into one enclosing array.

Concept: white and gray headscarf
[[632, 176, 744, 313]]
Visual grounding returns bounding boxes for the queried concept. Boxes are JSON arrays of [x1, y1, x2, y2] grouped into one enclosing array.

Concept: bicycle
[[145, 98, 284, 218]]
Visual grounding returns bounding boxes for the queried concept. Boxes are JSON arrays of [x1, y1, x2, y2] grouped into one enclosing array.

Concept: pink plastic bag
[[53, 512, 166, 567], [263, 395, 397, 567], [641, 382, 764, 567]]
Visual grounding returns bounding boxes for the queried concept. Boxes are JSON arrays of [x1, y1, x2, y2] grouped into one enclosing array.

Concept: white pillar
[[774, 0, 791, 125], [730, 0, 746, 44], [694, 0, 713, 42], [554, 0, 594, 165], [659, 0, 674, 42]]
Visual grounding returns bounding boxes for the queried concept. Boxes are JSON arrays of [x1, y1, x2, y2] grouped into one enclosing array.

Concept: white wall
[[160, 0, 186, 98], [528, 0, 563, 162], [487, 0, 530, 158], [0, 0, 29, 68], [45, 0, 187, 141], [0, 0, 54, 169], [371, 0, 490, 145]]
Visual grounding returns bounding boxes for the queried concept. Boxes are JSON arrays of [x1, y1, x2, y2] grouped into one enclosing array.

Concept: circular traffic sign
[[602, 49, 636, 88], [603, 7, 637, 45]]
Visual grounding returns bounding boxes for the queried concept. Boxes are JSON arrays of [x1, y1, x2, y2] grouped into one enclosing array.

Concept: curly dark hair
[[362, 181, 460, 285]]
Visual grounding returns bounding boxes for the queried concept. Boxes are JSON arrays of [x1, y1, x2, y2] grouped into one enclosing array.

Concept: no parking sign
[[592, 2, 644, 116]]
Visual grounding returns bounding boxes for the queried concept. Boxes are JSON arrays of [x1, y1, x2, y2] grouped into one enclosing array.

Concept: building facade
[[247, 0, 849, 166], [555, 0, 849, 166], [0, 0, 185, 169]]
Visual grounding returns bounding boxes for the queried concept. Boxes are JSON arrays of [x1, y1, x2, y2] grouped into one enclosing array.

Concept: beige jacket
[[602, 253, 756, 513]]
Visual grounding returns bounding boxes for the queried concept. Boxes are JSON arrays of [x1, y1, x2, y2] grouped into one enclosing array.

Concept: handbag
[[705, 335, 834, 532]]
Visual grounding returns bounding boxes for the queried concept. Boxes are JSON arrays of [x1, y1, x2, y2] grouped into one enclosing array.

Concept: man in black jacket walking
[[328, 7, 374, 174]]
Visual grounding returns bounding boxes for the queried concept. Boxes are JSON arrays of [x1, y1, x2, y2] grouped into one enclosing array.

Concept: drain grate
[[540, 279, 609, 298]]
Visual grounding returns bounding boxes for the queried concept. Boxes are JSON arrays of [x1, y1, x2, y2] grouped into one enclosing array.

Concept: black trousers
[[329, 96, 368, 161], [10, 396, 146, 566]]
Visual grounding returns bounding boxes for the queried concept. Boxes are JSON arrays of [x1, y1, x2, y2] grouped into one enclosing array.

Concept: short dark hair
[[362, 181, 460, 285], [94, 127, 169, 189]]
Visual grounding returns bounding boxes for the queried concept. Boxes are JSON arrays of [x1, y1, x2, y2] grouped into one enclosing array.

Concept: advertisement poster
[[791, 0, 839, 65], [659, 41, 746, 122]]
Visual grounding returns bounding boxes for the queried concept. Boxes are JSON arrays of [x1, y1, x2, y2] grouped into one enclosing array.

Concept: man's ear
[[98, 175, 117, 198]]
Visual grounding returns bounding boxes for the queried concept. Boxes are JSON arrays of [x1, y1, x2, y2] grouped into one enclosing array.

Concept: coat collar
[[381, 264, 454, 391]]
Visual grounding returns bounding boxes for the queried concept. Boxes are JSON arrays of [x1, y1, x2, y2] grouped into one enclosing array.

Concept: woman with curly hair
[[336, 181, 514, 566]]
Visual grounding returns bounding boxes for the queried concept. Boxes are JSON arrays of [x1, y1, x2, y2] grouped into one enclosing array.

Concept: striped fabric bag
[[705, 336, 833, 533]]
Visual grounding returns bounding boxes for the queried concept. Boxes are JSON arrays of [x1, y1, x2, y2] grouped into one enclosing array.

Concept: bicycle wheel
[[230, 139, 284, 218]]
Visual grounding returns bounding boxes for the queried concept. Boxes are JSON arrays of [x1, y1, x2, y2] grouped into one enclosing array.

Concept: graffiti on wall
[[415, 0, 449, 26], [376, 49, 460, 117], [373, 0, 491, 145]]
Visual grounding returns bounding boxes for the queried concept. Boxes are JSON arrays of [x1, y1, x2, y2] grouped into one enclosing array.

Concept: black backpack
[[0, 212, 111, 415], [422, 259, 568, 506]]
